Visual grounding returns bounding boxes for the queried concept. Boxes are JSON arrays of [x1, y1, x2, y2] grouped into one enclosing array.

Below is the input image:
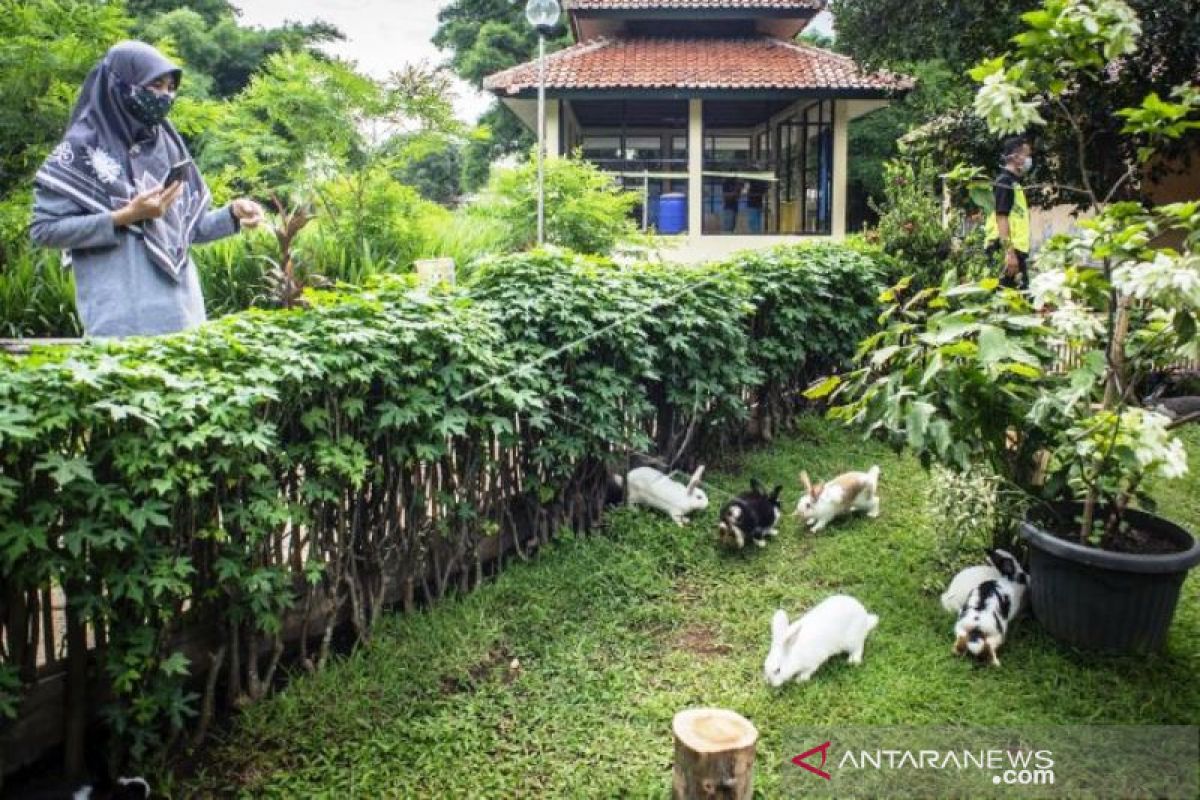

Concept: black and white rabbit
[[952, 550, 1029, 667], [717, 479, 782, 548]]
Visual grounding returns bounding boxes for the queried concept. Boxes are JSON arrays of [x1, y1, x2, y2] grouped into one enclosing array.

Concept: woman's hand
[[231, 198, 265, 230], [111, 183, 184, 227]]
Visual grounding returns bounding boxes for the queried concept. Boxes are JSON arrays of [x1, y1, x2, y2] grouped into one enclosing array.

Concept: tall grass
[[193, 232, 272, 318], [412, 208, 510, 279], [0, 247, 81, 338]]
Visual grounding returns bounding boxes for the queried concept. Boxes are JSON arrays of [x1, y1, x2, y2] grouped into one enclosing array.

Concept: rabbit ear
[[770, 485, 783, 502], [784, 618, 805, 649], [686, 465, 705, 494], [771, 609, 789, 643], [800, 471, 813, 493], [811, 482, 824, 499], [988, 549, 1022, 581], [751, 477, 764, 494]]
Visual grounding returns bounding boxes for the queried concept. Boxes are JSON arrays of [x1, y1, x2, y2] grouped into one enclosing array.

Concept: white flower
[[86, 146, 122, 184], [1112, 253, 1200, 309], [51, 142, 74, 166], [1029, 269, 1071, 310], [1130, 409, 1189, 479], [1049, 302, 1104, 342], [974, 71, 1046, 135], [1064, 0, 1141, 60]]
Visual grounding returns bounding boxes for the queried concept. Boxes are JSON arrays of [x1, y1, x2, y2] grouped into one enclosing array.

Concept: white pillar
[[832, 99, 849, 240], [688, 98, 703, 241], [547, 99, 561, 160]]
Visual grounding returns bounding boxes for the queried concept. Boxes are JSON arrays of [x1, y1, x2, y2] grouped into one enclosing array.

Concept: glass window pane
[[625, 136, 662, 160], [582, 136, 621, 160]]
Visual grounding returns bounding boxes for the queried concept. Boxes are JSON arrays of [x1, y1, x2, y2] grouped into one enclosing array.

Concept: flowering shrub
[[816, 0, 1200, 546]]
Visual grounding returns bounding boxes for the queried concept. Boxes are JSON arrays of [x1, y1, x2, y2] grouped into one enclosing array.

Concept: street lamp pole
[[537, 31, 546, 246], [525, 0, 561, 248]]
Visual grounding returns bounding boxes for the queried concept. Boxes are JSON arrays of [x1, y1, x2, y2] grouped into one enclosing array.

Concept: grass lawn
[[178, 418, 1200, 798]]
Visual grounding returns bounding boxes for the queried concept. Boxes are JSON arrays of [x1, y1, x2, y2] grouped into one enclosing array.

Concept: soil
[[1038, 512, 1189, 556], [671, 625, 732, 658]]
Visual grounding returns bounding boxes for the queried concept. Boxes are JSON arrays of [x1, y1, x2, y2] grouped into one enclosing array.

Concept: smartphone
[[165, 160, 191, 188]]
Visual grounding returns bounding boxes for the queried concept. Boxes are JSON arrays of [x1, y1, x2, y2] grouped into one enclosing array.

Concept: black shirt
[[993, 168, 1019, 217]]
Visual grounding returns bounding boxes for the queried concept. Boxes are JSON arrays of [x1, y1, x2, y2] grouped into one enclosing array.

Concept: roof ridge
[[773, 37, 856, 65], [483, 35, 914, 95]]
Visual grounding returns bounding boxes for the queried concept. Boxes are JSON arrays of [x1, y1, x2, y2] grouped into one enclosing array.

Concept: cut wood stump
[[672, 707, 759, 800]]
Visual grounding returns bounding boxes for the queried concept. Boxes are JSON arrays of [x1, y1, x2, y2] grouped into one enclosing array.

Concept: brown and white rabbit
[[717, 479, 782, 548], [793, 466, 881, 532]]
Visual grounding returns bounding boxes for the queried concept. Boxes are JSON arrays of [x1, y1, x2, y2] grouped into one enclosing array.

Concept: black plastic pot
[[1020, 505, 1200, 653]]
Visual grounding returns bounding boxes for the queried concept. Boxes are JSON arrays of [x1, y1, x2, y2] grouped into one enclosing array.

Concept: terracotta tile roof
[[484, 37, 912, 96], [566, 0, 823, 8]]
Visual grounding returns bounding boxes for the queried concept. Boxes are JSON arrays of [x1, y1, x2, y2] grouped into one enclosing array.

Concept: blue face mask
[[125, 84, 175, 127]]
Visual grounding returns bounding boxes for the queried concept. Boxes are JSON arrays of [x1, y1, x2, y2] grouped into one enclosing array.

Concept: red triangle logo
[[792, 740, 833, 781]]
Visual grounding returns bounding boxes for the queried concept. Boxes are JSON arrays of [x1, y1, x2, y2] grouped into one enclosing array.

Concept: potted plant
[[811, 0, 1200, 652]]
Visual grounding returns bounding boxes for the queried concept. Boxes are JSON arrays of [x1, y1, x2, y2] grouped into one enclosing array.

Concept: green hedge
[[0, 243, 884, 770]]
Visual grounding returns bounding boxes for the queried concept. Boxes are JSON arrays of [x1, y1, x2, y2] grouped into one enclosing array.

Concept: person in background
[[746, 180, 766, 234], [31, 40, 263, 337], [721, 177, 741, 233], [984, 135, 1033, 289]]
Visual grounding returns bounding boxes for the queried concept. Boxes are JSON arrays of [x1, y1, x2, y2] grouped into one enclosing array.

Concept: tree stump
[[672, 707, 759, 800]]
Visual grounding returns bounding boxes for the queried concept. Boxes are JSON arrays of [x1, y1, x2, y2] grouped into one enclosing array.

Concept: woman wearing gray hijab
[[31, 40, 264, 337]]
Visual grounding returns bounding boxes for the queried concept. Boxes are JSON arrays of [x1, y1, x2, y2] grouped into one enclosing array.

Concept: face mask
[[1022, 156, 1034, 173], [125, 85, 175, 127]]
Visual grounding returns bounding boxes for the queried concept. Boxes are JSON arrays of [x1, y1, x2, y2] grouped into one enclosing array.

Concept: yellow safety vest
[[985, 179, 1030, 253]]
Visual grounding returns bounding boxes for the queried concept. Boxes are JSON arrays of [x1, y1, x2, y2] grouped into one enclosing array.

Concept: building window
[[625, 135, 663, 164], [581, 136, 621, 162], [671, 136, 688, 163], [774, 100, 833, 235], [705, 135, 752, 165]]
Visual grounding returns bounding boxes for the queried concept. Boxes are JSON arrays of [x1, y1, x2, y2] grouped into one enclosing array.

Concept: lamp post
[[525, 0, 560, 246]]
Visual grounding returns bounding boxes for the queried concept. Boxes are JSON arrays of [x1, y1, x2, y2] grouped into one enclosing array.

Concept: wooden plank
[[0, 339, 85, 356], [0, 523, 535, 778]]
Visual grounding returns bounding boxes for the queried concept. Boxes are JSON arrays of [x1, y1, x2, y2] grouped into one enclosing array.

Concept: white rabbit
[[763, 595, 879, 686], [622, 465, 708, 526], [794, 466, 881, 533]]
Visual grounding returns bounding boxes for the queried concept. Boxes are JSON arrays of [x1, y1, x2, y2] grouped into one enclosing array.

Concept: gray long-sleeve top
[[30, 184, 239, 337]]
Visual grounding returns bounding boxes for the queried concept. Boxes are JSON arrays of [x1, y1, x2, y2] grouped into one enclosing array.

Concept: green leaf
[[804, 375, 842, 400]]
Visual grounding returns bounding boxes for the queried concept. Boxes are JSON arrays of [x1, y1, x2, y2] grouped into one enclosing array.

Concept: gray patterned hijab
[[34, 41, 212, 282]]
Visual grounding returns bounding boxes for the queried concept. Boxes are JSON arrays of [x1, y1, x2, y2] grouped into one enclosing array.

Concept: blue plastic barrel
[[657, 193, 687, 234]]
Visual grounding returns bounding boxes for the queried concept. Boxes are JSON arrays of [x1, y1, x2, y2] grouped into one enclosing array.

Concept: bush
[[727, 243, 887, 438], [0, 242, 887, 769], [310, 167, 436, 275], [870, 157, 958, 286], [474, 154, 640, 256], [925, 463, 1028, 558]]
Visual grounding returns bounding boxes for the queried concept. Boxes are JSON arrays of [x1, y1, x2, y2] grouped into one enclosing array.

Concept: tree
[[0, 0, 130, 199], [847, 60, 974, 205], [434, 1, 569, 88], [195, 51, 386, 201], [831, 0, 1200, 207], [391, 134, 464, 206], [434, 0, 572, 185], [136, 7, 342, 99], [830, 0, 1039, 72]]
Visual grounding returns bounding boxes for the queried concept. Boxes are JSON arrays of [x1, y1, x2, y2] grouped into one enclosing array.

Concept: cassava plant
[[815, 0, 1200, 547]]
